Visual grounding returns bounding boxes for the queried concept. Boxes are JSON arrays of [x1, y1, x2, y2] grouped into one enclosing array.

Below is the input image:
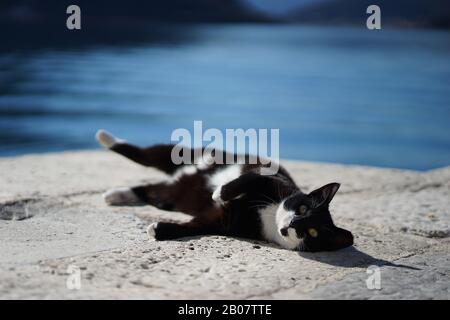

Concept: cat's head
[[277, 183, 353, 252]]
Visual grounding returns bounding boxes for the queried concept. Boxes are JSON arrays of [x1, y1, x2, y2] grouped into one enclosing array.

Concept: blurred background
[[0, 0, 449, 170]]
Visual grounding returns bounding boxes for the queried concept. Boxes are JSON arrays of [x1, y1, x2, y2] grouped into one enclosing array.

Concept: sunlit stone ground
[[0, 151, 449, 299]]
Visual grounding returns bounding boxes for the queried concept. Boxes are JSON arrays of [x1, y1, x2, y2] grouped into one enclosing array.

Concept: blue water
[[0, 25, 449, 170]]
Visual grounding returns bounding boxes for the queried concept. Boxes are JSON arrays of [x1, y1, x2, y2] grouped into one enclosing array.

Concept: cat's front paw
[[146, 222, 180, 240], [212, 186, 225, 205], [146, 222, 158, 240]]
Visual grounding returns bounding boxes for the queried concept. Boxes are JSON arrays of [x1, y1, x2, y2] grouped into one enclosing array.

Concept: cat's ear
[[309, 182, 340, 207], [329, 227, 353, 251]]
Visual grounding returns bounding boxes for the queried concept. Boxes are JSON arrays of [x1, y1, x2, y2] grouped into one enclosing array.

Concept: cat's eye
[[308, 228, 318, 238], [299, 205, 308, 215]]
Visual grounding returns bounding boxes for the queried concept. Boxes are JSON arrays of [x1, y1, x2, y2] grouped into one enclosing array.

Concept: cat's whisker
[[249, 199, 272, 205], [249, 205, 269, 210], [277, 183, 282, 201], [259, 193, 277, 205]]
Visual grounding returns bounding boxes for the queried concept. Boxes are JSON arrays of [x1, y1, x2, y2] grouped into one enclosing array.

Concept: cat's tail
[[96, 129, 125, 149], [95, 129, 181, 174]]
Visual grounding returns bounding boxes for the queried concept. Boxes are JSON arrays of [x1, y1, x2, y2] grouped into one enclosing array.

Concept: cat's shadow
[[296, 246, 420, 270], [174, 236, 420, 270]]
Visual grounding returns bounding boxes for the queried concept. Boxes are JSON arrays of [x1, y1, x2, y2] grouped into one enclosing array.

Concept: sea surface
[[1, 24, 449, 170]]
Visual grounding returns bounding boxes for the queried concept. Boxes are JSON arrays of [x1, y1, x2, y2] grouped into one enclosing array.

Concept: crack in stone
[[408, 182, 443, 193], [0, 190, 105, 221], [0, 199, 38, 220]]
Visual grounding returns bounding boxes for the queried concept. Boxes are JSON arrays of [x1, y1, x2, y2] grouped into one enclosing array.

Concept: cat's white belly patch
[[259, 203, 300, 250], [170, 165, 197, 182], [196, 154, 214, 170], [208, 165, 241, 191]]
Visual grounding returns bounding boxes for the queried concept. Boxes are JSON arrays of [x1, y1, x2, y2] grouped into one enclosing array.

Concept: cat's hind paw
[[147, 222, 158, 239], [103, 187, 141, 206], [96, 129, 125, 148]]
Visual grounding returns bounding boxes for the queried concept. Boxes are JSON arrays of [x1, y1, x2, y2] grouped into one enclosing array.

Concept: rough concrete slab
[[0, 151, 449, 299], [305, 243, 450, 300]]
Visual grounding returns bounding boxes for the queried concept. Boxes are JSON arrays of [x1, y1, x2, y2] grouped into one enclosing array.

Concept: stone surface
[[0, 151, 449, 299]]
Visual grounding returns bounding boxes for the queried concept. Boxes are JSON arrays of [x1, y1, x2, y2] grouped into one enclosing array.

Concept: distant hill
[[290, 0, 450, 29], [0, 0, 272, 51], [0, 0, 269, 24]]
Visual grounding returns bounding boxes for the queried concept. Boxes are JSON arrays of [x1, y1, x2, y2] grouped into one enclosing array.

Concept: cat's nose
[[280, 227, 288, 236]]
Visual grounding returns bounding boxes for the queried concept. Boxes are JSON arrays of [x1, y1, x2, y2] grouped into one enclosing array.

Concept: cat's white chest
[[206, 165, 301, 251], [258, 204, 301, 250]]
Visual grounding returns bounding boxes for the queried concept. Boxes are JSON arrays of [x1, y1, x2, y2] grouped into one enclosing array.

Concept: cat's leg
[[103, 182, 175, 210], [131, 183, 177, 210], [96, 130, 193, 174], [212, 172, 290, 205], [103, 187, 144, 206], [147, 219, 222, 240]]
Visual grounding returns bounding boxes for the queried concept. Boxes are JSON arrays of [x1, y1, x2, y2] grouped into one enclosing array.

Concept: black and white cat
[[96, 130, 353, 252]]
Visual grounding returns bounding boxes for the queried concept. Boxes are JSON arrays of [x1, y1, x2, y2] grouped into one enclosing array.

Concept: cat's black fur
[[98, 131, 353, 252]]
